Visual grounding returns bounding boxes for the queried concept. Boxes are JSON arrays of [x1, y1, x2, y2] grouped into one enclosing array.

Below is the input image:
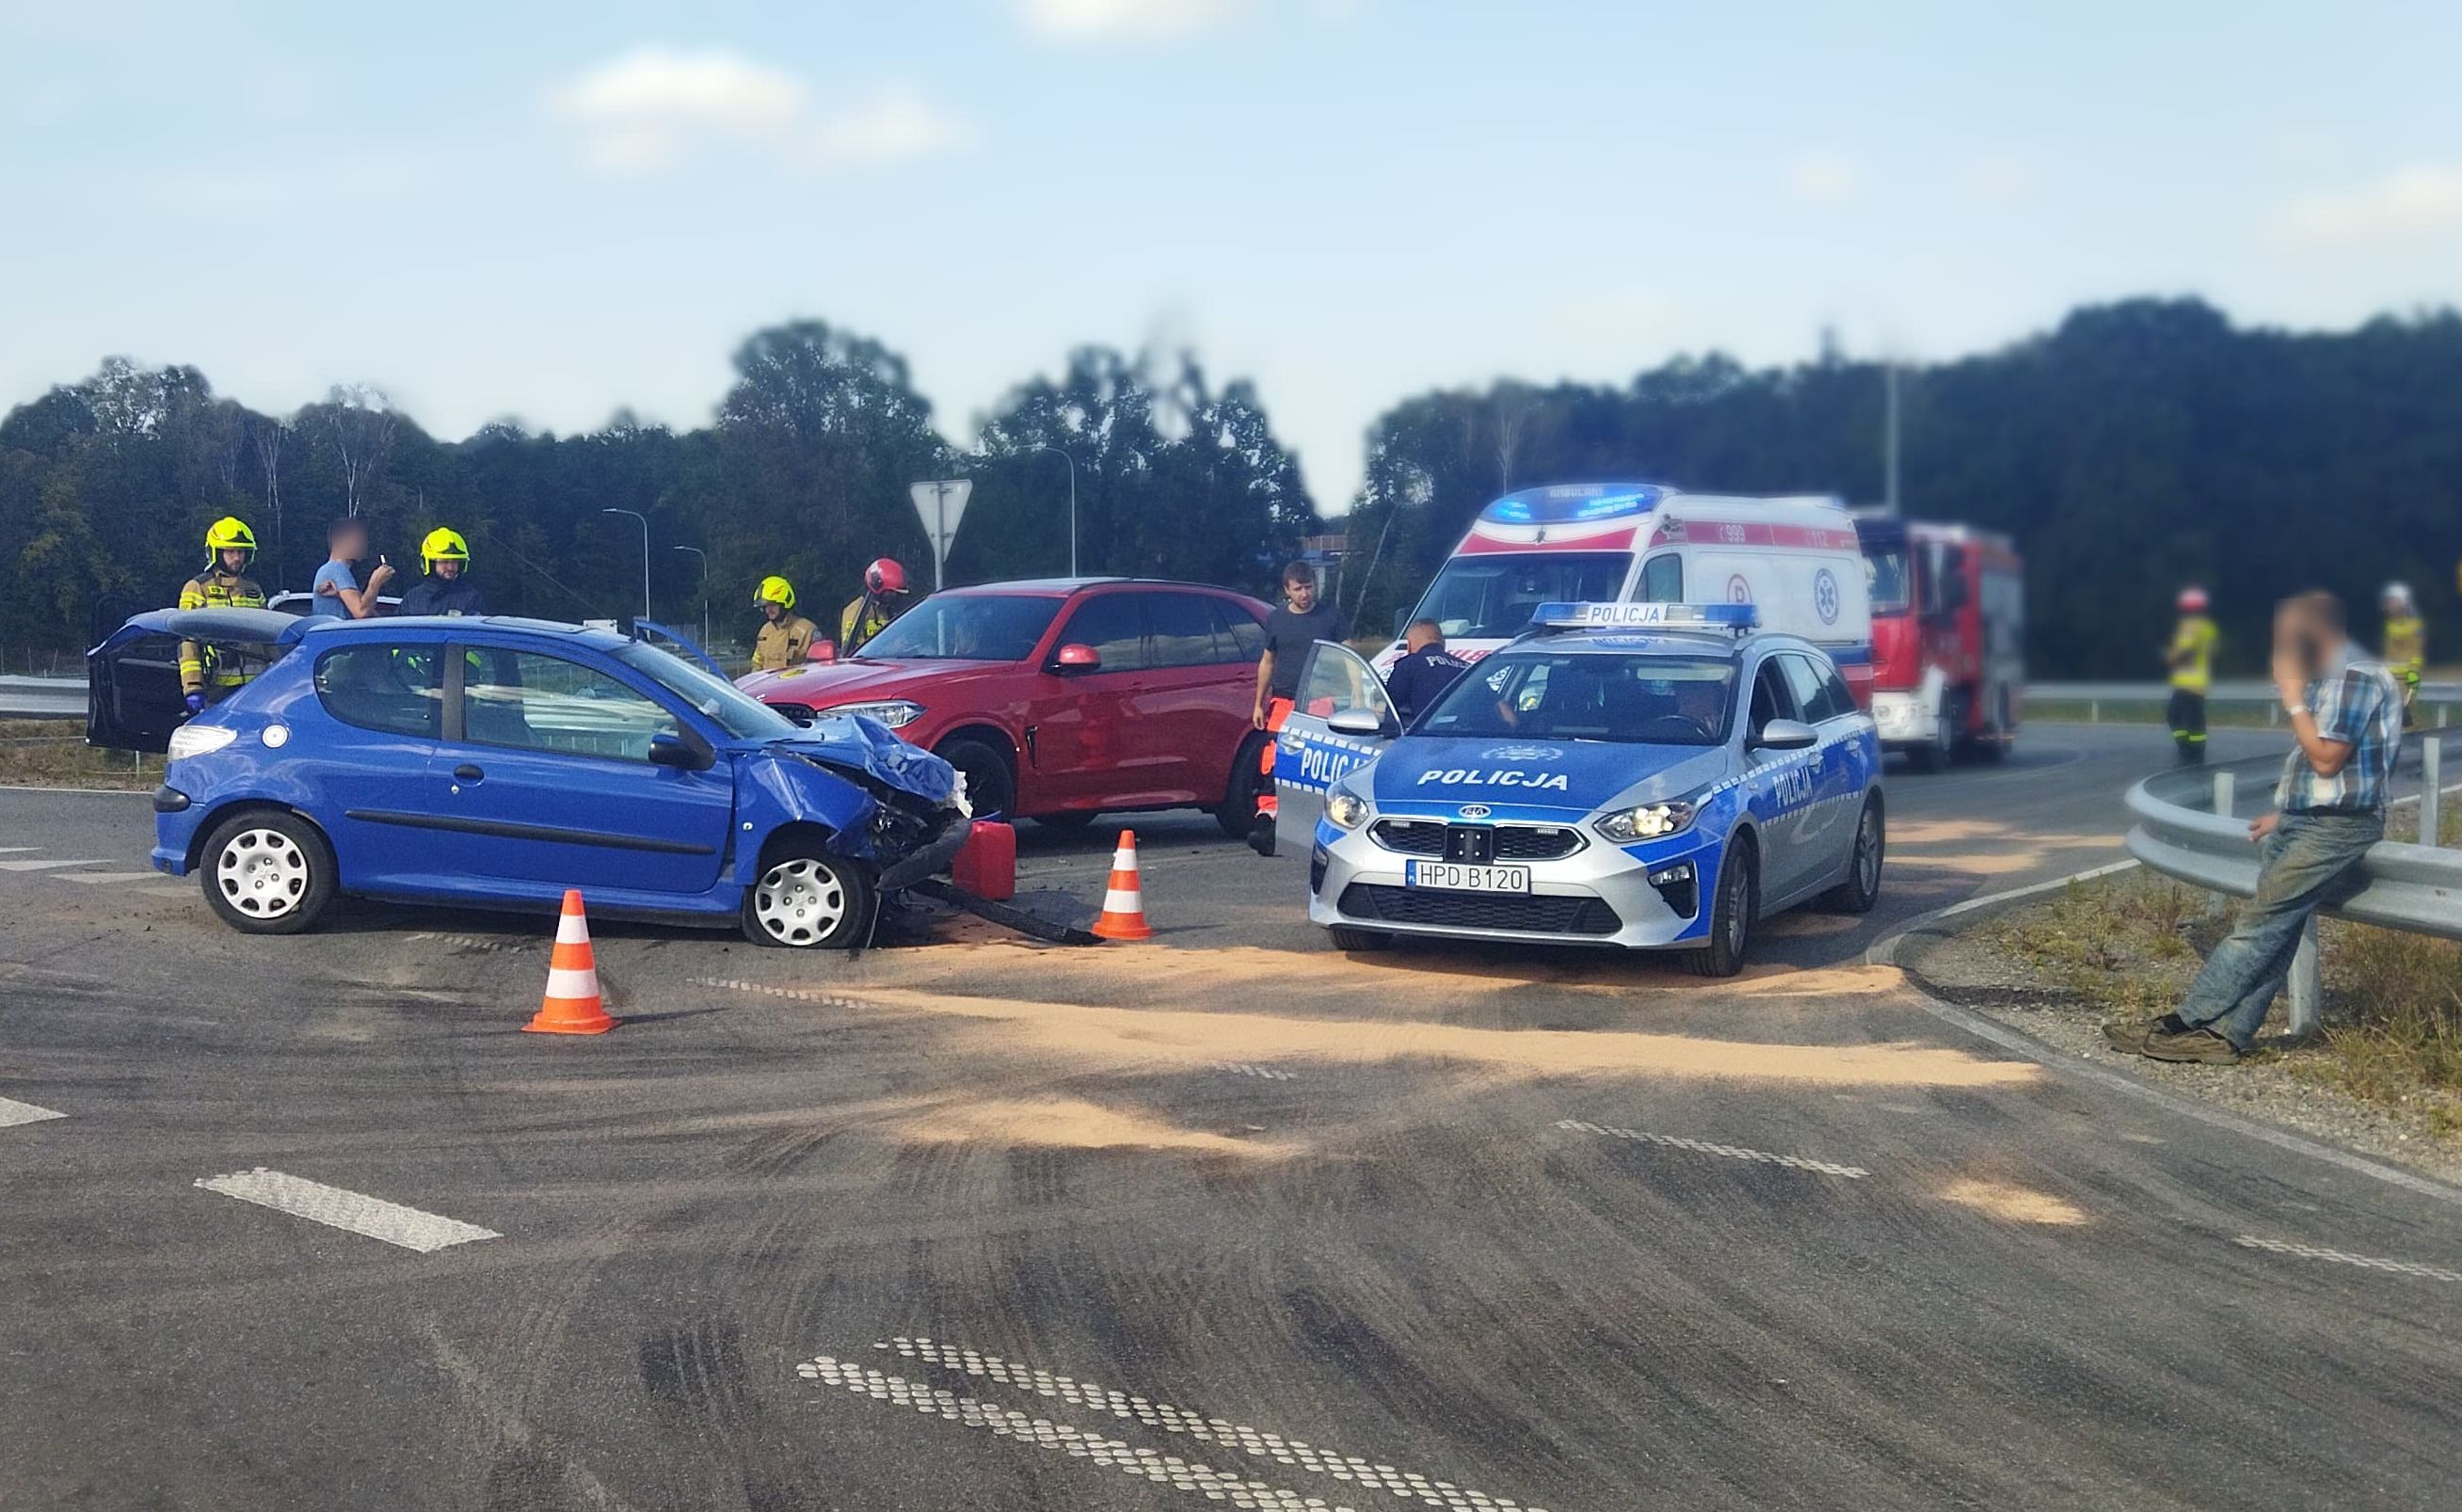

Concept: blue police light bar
[[1529, 601, 1760, 632]]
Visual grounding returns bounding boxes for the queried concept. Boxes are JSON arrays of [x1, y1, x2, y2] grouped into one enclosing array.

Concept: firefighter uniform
[[839, 559, 910, 659], [179, 517, 267, 704], [2166, 606, 2217, 767], [2384, 607, 2425, 733], [751, 576, 819, 670]]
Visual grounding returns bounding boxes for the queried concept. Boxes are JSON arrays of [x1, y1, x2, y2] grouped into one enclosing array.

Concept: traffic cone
[[524, 889, 617, 1034], [1091, 830, 1155, 941]]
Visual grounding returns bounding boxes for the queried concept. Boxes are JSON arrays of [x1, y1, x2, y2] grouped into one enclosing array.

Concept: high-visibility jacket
[[2166, 615, 2217, 693], [175, 567, 266, 694], [840, 595, 898, 657], [753, 613, 819, 671], [2385, 614, 2425, 685]]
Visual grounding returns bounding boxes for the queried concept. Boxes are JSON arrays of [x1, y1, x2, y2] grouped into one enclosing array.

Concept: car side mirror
[[1053, 643, 1101, 672], [649, 731, 710, 771], [1326, 708, 1390, 738], [1751, 717, 1818, 752], [806, 640, 836, 664]]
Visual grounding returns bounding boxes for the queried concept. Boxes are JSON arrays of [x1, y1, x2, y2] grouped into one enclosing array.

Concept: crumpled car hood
[[767, 711, 959, 808]]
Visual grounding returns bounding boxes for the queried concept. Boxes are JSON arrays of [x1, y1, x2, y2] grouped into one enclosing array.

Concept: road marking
[[0, 857, 111, 871], [801, 1355, 1369, 1512], [1557, 1118, 1870, 1179], [691, 977, 861, 1009], [878, 1337, 1545, 1511], [1211, 1061, 1299, 1081], [2233, 1234, 2462, 1284], [54, 870, 168, 885], [407, 932, 528, 952], [0, 1098, 67, 1128], [0, 847, 36, 854], [193, 1168, 500, 1252]]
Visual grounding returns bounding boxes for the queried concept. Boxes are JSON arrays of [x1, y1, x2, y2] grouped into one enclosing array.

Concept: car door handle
[[453, 763, 485, 782]]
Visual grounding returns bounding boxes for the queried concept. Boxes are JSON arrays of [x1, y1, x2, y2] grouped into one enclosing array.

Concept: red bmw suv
[[735, 578, 1274, 834]]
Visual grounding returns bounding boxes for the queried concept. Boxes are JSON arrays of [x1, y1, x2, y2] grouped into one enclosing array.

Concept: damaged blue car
[[89, 609, 970, 947]]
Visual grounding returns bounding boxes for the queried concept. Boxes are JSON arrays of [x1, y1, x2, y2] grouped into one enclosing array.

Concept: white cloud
[[545, 46, 966, 176], [2275, 165, 2462, 245], [1787, 150, 1862, 204], [1959, 155, 2030, 201], [1016, 0, 1248, 43]]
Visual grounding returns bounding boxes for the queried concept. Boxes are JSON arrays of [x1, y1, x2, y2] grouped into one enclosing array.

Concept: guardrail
[[2036, 679, 2462, 726], [2123, 738, 2461, 1038], [0, 675, 86, 721]]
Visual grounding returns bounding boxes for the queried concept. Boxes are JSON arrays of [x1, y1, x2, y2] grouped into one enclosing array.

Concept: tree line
[[4, 297, 2457, 675]]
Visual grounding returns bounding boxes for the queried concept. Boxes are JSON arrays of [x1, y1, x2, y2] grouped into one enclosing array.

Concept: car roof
[[938, 577, 1252, 596], [294, 614, 631, 649]]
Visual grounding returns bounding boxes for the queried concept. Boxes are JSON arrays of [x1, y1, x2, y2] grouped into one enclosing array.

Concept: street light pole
[[671, 545, 709, 650], [602, 508, 650, 622], [1025, 442, 1078, 577]]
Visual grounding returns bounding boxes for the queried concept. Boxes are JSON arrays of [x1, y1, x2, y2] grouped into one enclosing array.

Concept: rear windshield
[[855, 594, 1062, 662], [1408, 552, 1633, 641], [1417, 651, 1737, 746]]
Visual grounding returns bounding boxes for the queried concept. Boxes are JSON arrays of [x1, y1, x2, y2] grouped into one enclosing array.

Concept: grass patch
[[1981, 871, 2211, 1020], [0, 720, 155, 790], [2306, 921, 2462, 1136]]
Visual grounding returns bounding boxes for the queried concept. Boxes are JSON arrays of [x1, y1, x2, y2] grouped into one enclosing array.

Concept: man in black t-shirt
[[1247, 561, 1350, 854]]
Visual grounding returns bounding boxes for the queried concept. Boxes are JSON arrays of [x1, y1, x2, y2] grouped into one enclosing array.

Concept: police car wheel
[[1327, 925, 1391, 952], [199, 809, 335, 935], [1216, 732, 1271, 839], [743, 845, 875, 948], [1820, 797, 1885, 914], [1687, 844, 1756, 978]]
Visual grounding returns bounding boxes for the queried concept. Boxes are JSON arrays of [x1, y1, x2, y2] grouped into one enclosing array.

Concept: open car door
[[1271, 641, 1400, 852], [87, 607, 303, 754]]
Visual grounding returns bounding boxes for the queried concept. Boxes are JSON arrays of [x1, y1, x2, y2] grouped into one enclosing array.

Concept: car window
[[1418, 652, 1735, 745], [1748, 658, 1797, 737], [461, 649, 679, 763], [1142, 592, 1227, 668], [1780, 654, 1845, 724], [1407, 551, 1634, 640], [1056, 594, 1146, 672], [855, 594, 1062, 661], [1211, 599, 1265, 660], [1818, 661, 1859, 720], [1295, 643, 1398, 728], [614, 642, 795, 741], [314, 644, 442, 738], [1640, 554, 1683, 602]]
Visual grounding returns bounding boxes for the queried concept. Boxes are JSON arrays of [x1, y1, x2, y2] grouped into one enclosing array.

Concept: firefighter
[[177, 517, 268, 713], [397, 528, 488, 616], [2381, 581, 2425, 734], [839, 558, 910, 658], [751, 575, 820, 670], [2166, 585, 2218, 766]]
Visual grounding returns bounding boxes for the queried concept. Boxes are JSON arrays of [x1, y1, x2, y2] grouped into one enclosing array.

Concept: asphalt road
[[4, 724, 2458, 1511]]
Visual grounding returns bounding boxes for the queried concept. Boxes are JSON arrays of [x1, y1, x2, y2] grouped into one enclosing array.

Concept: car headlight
[[1593, 797, 1696, 842], [824, 700, 924, 729], [1324, 783, 1370, 831], [168, 724, 239, 761]]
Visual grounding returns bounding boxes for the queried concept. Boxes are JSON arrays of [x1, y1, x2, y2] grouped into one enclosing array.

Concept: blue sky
[[6, 0, 2460, 511]]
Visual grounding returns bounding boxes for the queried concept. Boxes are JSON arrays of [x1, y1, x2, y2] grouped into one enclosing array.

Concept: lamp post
[[1024, 442, 1078, 578], [601, 508, 650, 621], [671, 545, 709, 651]]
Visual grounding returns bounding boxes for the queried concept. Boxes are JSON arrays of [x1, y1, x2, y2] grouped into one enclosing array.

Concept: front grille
[[767, 701, 818, 726], [1370, 819, 1447, 855], [1370, 820, 1584, 861], [1337, 883, 1622, 936], [1492, 824, 1583, 860]]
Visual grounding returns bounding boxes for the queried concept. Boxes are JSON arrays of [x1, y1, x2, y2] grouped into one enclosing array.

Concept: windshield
[[1409, 552, 1633, 641], [855, 594, 1063, 661], [615, 641, 799, 741], [1863, 547, 1910, 613], [1417, 650, 1737, 746]]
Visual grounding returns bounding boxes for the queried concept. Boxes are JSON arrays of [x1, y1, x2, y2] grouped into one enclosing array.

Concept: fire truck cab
[[1857, 517, 2023, 771]]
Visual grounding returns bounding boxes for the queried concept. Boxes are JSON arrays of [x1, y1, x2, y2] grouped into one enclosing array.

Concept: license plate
[[1404, 861, 1531, 893]]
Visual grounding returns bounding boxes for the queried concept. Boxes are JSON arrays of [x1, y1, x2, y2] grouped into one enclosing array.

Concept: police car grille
[[1338, 884, 1621, 936], [1491, 825, 1583, 860], [1369, 820, 1448, 855], [766, 701, 818, 726], [1371, 820, 1582, 860]]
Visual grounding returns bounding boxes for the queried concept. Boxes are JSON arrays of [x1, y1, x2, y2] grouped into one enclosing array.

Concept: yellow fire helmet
[[754, 575, 797, 610], [422, 527, 471, 565], [204, 516, 258, 556]]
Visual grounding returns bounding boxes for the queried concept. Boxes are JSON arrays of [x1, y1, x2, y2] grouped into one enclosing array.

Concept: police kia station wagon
[[1270, 603, 1883, 976]]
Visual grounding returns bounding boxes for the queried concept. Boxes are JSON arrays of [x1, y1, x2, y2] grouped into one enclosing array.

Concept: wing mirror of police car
[[1752, 718, 1818, 753], [649, 731, 711, 771], [1053, 643, 1101, 673], [806, 639, 836, 664], [1326, 708, 1391, 738]]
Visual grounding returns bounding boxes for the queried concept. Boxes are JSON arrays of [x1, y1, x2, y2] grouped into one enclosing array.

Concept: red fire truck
[[1855, 517, 2024, 771]]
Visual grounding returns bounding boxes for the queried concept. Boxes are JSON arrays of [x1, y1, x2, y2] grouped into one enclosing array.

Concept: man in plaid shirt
[[2108, 592, 2403, 1065]]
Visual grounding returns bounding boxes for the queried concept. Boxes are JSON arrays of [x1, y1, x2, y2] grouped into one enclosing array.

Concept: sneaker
[[2102, 1017, 2161, 1054], [2143, 1027, 2242, 1065]]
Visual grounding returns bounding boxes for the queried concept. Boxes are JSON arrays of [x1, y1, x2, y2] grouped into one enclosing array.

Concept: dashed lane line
[[54, 870, 170, 885], [1211, 1061, 1300, 1082], [800, 1355, 1364, 1512], [0, 857, 111, 871], [879, 1337, 1547, 1511], [194, 1169, 500, 1252], [1557, 1118, 1871, 1179], [2234, 1234, 2462, 1284], [0, 1098, 67, 1129], [691, 977, 863, 1009]]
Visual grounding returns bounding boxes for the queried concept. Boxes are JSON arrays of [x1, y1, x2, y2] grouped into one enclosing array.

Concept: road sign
[[909, 479, 973, 592]]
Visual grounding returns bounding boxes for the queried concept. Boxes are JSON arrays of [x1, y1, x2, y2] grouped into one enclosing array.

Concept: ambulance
[[1376, 482, 1875, 705]]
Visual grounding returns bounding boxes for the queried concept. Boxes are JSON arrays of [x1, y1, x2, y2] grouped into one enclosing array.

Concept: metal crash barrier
[[2123, 740, 2461, 1039]]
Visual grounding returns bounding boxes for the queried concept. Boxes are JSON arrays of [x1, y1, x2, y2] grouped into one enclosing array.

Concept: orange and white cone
[[1091, 829, 1154, 941], [524, 889, 617, 1034]]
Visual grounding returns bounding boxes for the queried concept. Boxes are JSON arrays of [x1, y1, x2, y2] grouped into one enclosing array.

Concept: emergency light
[[1528, 601, 1759, 633]]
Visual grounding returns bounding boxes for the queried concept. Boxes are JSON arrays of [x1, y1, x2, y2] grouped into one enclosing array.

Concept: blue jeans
[[2175, 811, 2381, 1050]]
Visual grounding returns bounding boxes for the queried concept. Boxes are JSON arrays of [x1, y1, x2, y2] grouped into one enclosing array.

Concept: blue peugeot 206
[[88, 608, 970, 947], [1268, 603, 1884, 976]]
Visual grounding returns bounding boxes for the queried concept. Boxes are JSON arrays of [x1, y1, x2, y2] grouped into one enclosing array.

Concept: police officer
[[840, 558, 909, 658], [396, 528, 488, 616], [751, 575, 820, 670], [177, 516, 267, 713], [2166, 585, 2218, 766], [1384, 618, 1470, 724], [2381, 581, 2425, 735]]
